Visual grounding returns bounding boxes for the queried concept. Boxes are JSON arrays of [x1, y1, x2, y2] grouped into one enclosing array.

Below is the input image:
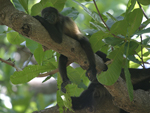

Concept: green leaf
[[31, 0, 50, 16], [11, 0, 25, 11], [91, 11, 108, 23], [10, 65, 54, 84], [34, 44, 44, 65], [73, 0, 107, 23], [142, 18, 150, 28], [31, 0, 66, 16], [89, 31, 110, 53], [106, 16, 124, 28], [42, 75, 53, 83], [138, 0, 150, 5], [104, 37, 124, 46], [124, 43, 133, 101], [50, 0, 66, 11], [142, 36, 150, 46], [68, 84, 84, 97], [135, 28, 150, 36], [98, 45, 124, 85], [125, 0, 136, 15], [90, 21, 107, 31], [7, 32, 25, 45], [63, 92, 73, 111], [42, 50, 55, 66], [18, 0, 29, 13], [124, 65, 133, 101], [110, 20, 128, 36], [124, 41, 139, 55], [126, 8, 143, 36], [25, 38, 38, 53], [61, 7, 79, 20], [73, 0, 92, 17], [57, 91, 64, 113], [106, 12, 117, 22], [128, 55, 141, 64]]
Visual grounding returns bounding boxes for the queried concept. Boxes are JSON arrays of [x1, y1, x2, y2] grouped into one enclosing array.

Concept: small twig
[[138, 1, 149, 20], [0, 58, 22, 71], [134, 51, 142, 60], [134, 51, 144, 67], [37, 68, 59, 77], [93, 0, 110, 31], [37, 60, 73, 77]]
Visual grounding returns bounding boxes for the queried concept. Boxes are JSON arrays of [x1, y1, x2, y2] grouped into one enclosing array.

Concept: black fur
[[71, 82, 98, 110], [71, 76, 150, 112]]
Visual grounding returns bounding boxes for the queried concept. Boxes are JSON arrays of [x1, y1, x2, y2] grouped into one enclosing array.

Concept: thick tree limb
[[105, 77, 150, 113], [0, 0, 150, 113]]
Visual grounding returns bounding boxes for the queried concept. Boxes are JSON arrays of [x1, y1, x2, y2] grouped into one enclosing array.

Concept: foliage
[[0, 0, 150, 113]]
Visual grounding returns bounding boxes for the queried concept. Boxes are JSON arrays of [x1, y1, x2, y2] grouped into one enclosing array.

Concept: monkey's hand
[[86, 67, 97, 82], [61, 80, 71, 93]]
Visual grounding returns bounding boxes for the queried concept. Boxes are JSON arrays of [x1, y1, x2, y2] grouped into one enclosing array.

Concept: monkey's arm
[[78, 37, 97, 81], [33, 16, 62, 43]]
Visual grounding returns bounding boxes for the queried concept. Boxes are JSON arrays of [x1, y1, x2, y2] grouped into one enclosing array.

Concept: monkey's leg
[[59, 54, 71, 93], [33, 16, 62, 43], [79, 37, 97, 81]]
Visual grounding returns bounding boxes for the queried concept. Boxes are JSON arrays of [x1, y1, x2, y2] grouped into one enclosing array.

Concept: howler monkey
[[34, 7, 108, 92]]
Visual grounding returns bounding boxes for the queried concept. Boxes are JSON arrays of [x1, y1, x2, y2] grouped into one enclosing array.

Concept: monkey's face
[[42, 12, 58, 24], [41, 7, 59, 24]]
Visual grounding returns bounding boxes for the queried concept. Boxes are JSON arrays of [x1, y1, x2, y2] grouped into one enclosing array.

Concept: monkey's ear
[[33, 16, 62, 44]]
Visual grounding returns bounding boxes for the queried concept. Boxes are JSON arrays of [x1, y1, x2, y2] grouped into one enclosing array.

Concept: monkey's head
[[41, 7, 59, 24]]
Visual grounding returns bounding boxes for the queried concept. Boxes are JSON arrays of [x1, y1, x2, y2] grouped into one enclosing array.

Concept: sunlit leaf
[[98, 45, 124, 85], [10, 65, 55, 84], [126, 8, 143, 36], [7, 32, 25, 45]]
